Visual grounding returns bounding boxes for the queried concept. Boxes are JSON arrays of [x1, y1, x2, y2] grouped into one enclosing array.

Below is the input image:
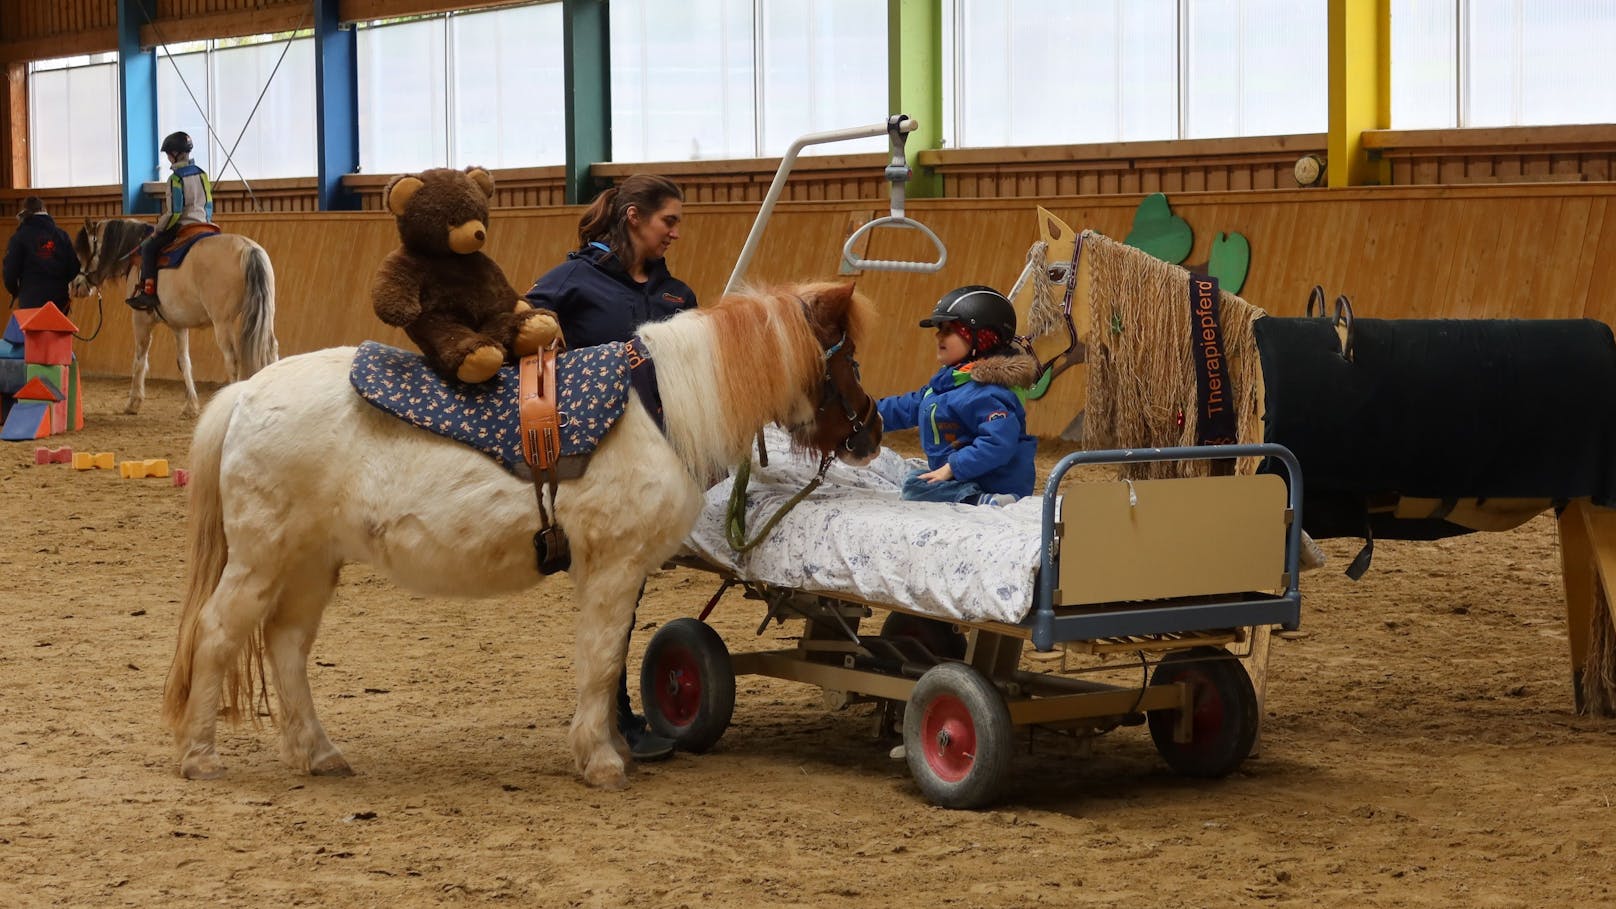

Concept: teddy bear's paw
[[457, 345, 505, 383], [514, 310, 562, 356]]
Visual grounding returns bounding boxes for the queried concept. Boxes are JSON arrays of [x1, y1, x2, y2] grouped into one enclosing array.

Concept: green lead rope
[[725, 451, 834, 553]]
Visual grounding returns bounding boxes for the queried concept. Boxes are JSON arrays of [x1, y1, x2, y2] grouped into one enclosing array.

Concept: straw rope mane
[[1071, 231, 1268, 478]]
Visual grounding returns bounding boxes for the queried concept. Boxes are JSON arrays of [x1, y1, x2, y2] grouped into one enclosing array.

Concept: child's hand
[[918, 463, 954, 483]]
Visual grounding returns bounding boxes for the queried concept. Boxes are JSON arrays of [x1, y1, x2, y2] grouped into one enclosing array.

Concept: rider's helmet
[[161, 131, 193, 157], [919, 285, 1018, 356]]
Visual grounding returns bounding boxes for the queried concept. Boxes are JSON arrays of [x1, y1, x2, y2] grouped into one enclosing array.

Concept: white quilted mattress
[[682, 427, 1044, 625]]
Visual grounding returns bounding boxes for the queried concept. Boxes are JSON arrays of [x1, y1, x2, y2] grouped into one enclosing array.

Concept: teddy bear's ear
[[464, 167, 496, 200], [384, 175, 425, 217]]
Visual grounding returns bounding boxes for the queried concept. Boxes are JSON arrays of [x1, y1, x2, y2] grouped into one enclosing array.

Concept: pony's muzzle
[[838, 414, 883, 466]]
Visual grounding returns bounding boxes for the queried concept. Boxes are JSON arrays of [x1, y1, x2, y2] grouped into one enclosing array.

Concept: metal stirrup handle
[[840, 115, 948, 274]]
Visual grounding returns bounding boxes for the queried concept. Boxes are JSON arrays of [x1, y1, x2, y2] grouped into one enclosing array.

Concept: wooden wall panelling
[[63, 183, 1616, 441]]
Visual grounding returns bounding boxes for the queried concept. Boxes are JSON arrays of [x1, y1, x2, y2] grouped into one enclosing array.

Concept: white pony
[[71, 218, 278, 416], [161, 280, 880, 791]]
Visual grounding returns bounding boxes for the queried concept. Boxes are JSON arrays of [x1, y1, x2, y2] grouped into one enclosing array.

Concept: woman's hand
[[918, 462, 954, 483]]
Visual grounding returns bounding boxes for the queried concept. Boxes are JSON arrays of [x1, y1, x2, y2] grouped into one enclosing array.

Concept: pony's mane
[[79, 218, 150, 285], [638, 282, 865, 480]]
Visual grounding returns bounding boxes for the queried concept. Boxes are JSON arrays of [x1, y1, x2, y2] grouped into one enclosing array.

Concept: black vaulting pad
[[1254, 317, 1616, 540]]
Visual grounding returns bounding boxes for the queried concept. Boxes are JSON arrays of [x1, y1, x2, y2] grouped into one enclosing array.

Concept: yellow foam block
[[119, 458, 171, 479], [93, 451, 115, 469], [73, 452, 94, 470]]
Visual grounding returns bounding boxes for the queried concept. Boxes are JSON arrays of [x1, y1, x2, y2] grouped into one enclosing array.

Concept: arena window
[[26, 53, 120, 189], [156, 32, 319, 183], [943, 0, 1327, 148], [1391, 0, 1616, 128]]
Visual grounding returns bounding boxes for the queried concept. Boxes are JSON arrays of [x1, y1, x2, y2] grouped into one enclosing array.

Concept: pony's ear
[[464, 167, 495, 200], [384, 175, 425, 217]]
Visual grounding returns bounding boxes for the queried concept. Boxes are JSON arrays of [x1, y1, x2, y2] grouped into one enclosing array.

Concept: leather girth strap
[[518, 348, 586, 575]]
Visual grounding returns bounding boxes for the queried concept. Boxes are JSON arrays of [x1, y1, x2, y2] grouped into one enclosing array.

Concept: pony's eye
[[1047, 265, 1069, 283]]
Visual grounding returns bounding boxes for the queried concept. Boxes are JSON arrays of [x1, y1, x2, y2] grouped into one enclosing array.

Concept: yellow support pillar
[[1327, 0, 1391, 187]]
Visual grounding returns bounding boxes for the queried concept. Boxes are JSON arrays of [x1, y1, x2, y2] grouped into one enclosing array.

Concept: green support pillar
[[888, 0, 942, 197], [1327, 0, 1391, 187], [562, 0, 610, 205]]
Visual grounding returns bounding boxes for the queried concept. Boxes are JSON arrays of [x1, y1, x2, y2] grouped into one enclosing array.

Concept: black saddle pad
[[1255, 316, 1616, 536]]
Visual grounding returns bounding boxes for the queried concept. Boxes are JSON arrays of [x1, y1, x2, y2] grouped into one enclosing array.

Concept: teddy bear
[[370, 166, 559, 383]]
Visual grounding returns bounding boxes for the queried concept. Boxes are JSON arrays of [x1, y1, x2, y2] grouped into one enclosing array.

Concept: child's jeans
[[901, 467, 987, 504]]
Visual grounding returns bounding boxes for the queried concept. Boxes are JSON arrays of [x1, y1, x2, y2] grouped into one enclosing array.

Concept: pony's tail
[[161, 381, 243, 734], [236, 244, 278, 379]]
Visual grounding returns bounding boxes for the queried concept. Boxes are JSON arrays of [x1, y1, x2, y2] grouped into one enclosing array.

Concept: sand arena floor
[[2, 374, 1614, 908]]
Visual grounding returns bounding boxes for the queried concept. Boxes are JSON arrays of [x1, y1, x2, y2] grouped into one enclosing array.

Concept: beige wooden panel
[[58, 183, 1616, 440], [1056, 474, 1288, 606]]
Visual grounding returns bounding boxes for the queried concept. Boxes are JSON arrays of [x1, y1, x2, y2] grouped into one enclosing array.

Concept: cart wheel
[[640, 618, 735, 753], [903, 662, 1014, 809], [1146, 647, 1259, 778], [880, 611, 967, 661]]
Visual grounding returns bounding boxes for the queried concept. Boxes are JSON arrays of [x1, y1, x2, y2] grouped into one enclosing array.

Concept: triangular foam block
[[1, 400, 48, 440], [15, 376, 63, 402]]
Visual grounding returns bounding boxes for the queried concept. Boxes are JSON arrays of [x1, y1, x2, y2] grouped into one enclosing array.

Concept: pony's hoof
[[583, 766, 630, 791], [181, 403, 200, 418], [310, 755, 354, 777], [180, 753, 226, 780], [123, 401, 142, 415]]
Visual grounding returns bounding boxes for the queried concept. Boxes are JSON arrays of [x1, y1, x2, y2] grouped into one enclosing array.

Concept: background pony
[[160, 280, 879, 792], [70, 217, 278, 416]]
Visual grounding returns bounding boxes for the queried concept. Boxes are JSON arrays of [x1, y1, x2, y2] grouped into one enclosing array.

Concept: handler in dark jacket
[[4, 196, 80, 312], [523, 174, 695, 764]]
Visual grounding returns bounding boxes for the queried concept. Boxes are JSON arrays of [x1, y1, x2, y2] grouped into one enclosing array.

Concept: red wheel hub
[[652, 647, 702, 727], [1181, 670, 1225, 748], [920, 693, 977, 782]]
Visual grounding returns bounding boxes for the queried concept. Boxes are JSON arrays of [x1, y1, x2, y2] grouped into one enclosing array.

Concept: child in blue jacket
[[877, 285, 1039, 506]]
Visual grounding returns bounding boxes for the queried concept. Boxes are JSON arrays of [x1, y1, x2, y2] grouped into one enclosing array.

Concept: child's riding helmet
[[920, 285, 1018, 355], [161, 131, 193, 156]]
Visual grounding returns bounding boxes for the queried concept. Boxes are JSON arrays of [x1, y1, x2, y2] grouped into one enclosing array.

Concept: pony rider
[[128, 131, 212, 312]]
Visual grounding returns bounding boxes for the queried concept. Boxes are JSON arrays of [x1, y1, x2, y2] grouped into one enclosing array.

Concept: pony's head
[[791, 280, 882, 464], [70, 218, 146, 297], [645, 279, 882, 478]]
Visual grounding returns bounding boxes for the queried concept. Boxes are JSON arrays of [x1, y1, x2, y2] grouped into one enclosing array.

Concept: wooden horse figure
[[160, 280, 882, 791], [70, 217, 278, 417], [1014, 208, 1616, 716]]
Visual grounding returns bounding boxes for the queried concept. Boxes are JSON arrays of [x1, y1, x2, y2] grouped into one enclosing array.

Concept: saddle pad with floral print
[[349, 340, 630, 475]]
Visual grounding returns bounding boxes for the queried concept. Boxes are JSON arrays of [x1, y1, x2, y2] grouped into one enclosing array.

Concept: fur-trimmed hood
[[958, 348, 1041, 390]]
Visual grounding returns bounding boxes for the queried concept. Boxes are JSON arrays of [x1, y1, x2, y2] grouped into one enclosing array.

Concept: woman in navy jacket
[[523, 174, 695, 763]]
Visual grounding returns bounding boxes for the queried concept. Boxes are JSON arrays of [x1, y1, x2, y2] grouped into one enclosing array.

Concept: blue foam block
[[0, 358, 25, 394]]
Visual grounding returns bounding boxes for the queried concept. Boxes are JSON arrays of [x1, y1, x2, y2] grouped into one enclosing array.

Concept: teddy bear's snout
[[448, 220, 488, 254]]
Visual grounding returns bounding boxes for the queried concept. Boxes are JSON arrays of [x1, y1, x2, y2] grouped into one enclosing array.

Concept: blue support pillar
[[562, 0, 610, 205], [117, 0, 157, 214], [315, 0, 360, 210]]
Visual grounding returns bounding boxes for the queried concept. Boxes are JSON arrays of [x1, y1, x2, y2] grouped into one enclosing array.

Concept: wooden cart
[[643, 444, 1306, 809]]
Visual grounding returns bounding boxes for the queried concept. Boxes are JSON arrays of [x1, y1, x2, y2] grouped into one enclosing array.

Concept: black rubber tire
[[903, 662, 1014, 809], [1146, 647, 1259, 778], [640, 618, 736, 753], [880, 611, 967, 661]]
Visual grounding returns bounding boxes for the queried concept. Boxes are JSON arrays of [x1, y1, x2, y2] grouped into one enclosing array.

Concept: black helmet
[[919, 285, 1017, 351], [161, 131, 193, 156]]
